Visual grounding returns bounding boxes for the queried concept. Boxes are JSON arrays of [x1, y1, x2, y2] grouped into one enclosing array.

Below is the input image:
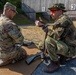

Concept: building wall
[[22, 0, 76, 20]]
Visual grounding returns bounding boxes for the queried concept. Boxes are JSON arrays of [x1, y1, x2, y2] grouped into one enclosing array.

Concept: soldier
[[0, 2, 27, 66], [35, 3, 76, 73]]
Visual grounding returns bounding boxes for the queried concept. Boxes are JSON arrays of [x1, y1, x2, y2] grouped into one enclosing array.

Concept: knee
[[45, 37, 56, 49], [45, 37, 50, 45], [45, 36, 54, 44], [38, 42, 44, 51]]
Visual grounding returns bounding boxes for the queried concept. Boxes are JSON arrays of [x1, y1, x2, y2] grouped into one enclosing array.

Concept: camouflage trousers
[[38, 36, 76, 61], [0, 46, 27, 66]]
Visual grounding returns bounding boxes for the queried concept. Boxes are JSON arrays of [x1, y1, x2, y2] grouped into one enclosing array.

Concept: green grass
[[13, 14, 34, 25], [13, 13, 53, 25]]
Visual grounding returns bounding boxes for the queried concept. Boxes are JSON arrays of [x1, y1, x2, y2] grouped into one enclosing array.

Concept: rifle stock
[[23, 41, 34, 46], [25, 52, 45, 65]]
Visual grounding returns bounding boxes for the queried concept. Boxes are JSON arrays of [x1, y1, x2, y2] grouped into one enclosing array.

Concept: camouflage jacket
[[0, 14, 24, 51], [47, 14, 76, 46]]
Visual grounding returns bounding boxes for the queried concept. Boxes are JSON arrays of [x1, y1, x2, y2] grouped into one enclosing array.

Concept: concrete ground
[[32, 58, 76, 75]]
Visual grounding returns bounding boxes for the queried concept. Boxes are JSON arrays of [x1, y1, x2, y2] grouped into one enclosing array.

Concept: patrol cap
[[48, 3, 67, 12], [4, 2, 18, 13]]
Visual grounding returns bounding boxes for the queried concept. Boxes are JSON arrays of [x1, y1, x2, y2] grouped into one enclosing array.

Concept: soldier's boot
[[43, 61, 60, 73], [59, 55, 67, 65]]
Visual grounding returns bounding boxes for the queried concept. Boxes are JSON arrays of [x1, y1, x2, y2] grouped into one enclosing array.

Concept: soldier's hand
[[35, 20, 45, 27], [15, 43, 22, 48]]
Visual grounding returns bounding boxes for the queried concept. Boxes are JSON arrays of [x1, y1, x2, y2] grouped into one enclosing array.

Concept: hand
[[35, 20, 45, 27], [15, 43, 21, 47]]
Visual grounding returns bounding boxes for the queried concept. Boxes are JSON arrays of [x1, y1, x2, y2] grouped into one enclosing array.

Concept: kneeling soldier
[[0, 2, 27, 66], [35, 3, 76, 73]]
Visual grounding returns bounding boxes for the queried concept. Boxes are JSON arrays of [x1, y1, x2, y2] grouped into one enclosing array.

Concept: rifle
[[39, 17, 48, 54], [25, 17, 48, 65], [25, 52, 45, 65], [23, 41, 34, 46]]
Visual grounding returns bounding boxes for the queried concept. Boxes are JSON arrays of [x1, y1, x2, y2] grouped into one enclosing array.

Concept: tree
[[0, 0, 22, 13]]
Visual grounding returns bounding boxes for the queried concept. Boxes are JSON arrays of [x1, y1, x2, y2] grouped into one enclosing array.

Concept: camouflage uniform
[[38, 3, 76, 73], [0, 2, 26, 66], [39, 14, 76, 62]]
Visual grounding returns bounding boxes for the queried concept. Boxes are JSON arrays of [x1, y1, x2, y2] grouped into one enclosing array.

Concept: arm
[[47, 16, 72, 40], [48, 25, 64, 40], [5, 23, 24, 46]]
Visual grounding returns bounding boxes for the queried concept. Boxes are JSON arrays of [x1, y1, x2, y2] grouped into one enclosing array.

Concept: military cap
[[4, 2, 18, 13], [48, 3, 67, 12]]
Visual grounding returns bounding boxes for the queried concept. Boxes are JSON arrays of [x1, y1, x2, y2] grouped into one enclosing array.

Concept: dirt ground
[[0, 26, 44, 75], [0, 46, 41, 75]]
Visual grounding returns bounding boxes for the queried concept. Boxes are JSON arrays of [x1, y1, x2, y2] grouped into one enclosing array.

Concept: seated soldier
[[0, 2, 27, 66], [35, 3, 76, 73]]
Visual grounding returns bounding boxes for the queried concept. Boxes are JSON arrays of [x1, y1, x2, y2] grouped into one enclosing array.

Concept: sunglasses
[[50, 10, 60, 15]]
